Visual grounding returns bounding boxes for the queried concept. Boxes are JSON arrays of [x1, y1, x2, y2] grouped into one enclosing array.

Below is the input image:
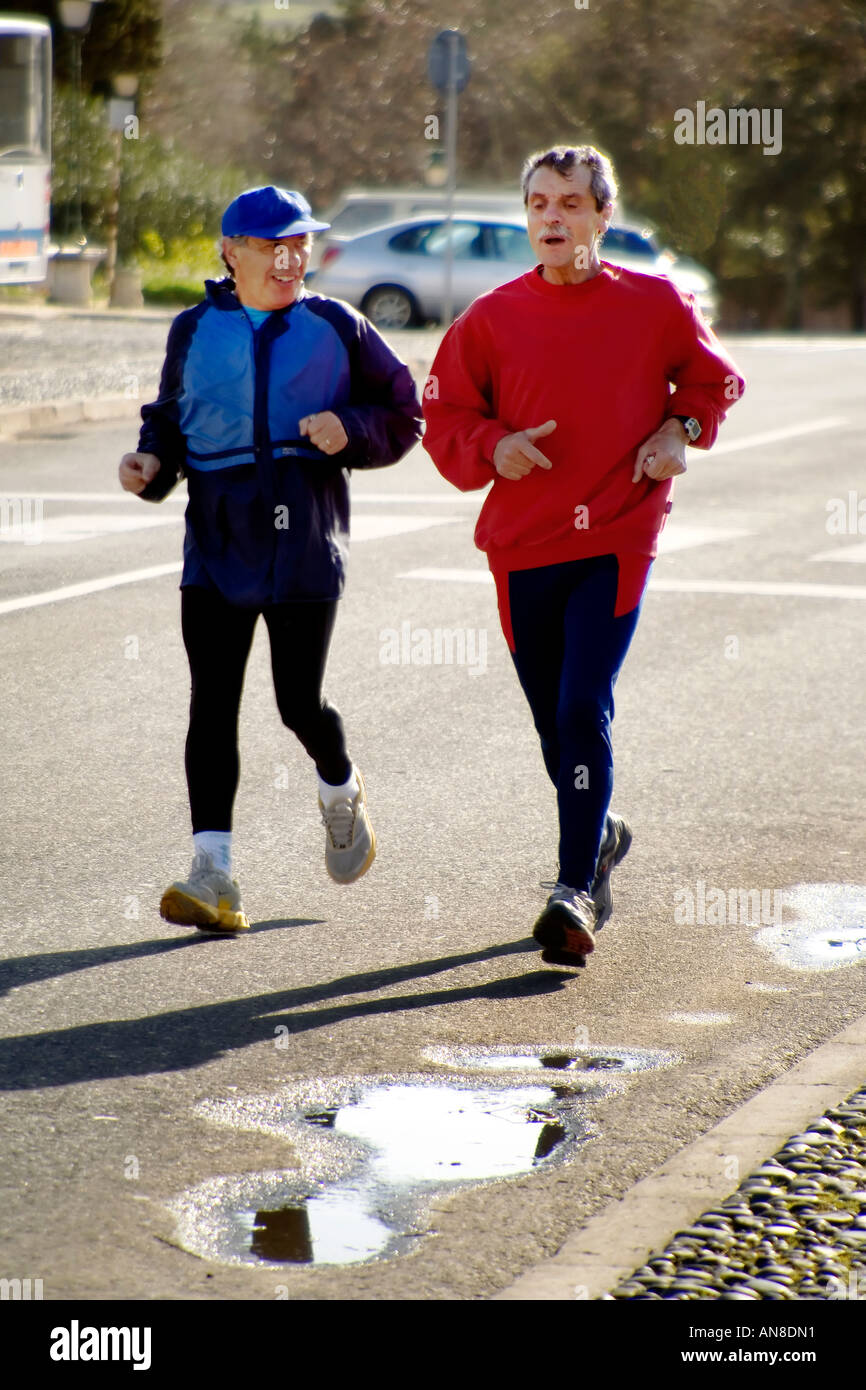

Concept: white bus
[[0, 16, 52, 284]]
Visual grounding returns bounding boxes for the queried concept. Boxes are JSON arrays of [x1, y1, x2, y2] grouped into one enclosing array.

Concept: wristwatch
[[672, 414, 702, 443]]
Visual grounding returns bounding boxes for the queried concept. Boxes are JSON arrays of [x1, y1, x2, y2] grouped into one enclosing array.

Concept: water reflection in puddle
[[172, 1077, 590, 1268], [171, 1048, 675, 1269], [331, 1083, 570, 1183], [754, 883, 866, 971], [422, 1043, 673, 1078]]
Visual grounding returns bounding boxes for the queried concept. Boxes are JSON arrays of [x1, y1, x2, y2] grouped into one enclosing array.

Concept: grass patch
[[134, 232, 224, 307]]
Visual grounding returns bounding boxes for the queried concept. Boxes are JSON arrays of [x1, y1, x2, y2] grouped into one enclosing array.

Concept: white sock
[[193, 831, 232, 875], [318, 764, 360, 808]]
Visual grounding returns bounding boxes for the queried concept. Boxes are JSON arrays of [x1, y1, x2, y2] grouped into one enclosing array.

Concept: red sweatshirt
[[423, 263, 745, 579]]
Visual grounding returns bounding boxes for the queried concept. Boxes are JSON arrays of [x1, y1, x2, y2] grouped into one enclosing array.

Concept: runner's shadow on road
[[0, 939, 563, 1091], [0, 918, 322, 1000]]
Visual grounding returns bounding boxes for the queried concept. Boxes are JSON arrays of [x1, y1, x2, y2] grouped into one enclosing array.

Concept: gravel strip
[[0, 314, 441, 412], [603, 1084, 866, 1300], [0, 362, 162, 409]]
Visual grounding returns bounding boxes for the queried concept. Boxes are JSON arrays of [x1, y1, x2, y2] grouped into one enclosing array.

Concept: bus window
[[0, 20, 52, 284]]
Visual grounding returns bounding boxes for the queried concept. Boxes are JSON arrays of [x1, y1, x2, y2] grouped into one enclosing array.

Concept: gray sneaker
[[159, 851, 250, 933], [532, 885, 598, 965], [591, 813, 632, 931], [320, 768, 376, 884]]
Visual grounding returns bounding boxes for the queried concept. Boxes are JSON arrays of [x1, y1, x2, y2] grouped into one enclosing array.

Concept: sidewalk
[[493, 1012, 866, 1300]]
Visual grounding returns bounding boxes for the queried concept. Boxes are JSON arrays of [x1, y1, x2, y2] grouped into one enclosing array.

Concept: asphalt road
[[0, 336, 864, 1300]]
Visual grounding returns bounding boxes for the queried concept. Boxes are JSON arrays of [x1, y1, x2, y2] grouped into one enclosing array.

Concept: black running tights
[[180, 585, 351, 833]]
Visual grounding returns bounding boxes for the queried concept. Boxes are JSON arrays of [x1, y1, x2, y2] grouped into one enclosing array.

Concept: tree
[[0, 0, 162, 89]]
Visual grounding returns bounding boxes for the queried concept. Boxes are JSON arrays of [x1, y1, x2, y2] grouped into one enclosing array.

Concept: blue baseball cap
[[221, 186, 330, 238]]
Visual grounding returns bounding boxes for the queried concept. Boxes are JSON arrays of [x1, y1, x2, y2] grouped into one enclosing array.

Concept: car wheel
[[361, 285, 417, 329]]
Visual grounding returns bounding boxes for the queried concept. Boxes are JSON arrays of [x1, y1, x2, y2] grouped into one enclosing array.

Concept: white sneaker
[[159, 851, 250, 932], [319, 768, 376, 884]]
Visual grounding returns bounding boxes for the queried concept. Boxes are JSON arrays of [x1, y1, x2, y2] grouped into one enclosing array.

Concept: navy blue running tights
[[507, 554, 648, 894]]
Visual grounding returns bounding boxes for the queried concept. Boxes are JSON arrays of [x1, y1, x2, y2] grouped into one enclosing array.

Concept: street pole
[[442, 31, 458, 327], [71, 30, 83, 246]]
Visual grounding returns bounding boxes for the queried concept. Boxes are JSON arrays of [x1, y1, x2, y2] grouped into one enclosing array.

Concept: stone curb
[[491, 1013, 866, 1300], [0, 303, 176, 323], [0, 394, 148, 440]]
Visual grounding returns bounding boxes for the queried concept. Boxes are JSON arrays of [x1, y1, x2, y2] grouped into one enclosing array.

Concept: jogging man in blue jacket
[[118, 186, 422, 932]]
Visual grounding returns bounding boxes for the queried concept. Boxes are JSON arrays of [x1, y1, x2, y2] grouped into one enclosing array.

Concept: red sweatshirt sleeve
[[663, 289, 745, 449], [423, 307, 511, 491]]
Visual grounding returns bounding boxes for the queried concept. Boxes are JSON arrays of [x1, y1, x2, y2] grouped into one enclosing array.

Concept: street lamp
[[57, 0, 104, 248]]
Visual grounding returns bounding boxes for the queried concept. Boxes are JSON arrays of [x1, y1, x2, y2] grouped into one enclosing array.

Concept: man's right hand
[[492, 420, 556, 480], [119, 452, 160, 494]]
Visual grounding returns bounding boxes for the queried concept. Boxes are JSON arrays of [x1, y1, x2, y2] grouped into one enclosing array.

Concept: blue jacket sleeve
[[333, 314, 423, 470], [136, 309, 199, 502]]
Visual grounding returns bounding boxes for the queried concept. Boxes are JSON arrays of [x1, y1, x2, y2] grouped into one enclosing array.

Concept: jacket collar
[[204, 277, 308, 315]]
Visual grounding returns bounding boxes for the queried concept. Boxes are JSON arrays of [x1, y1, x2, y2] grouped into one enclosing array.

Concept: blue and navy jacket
[[137, 278, 423, 605]]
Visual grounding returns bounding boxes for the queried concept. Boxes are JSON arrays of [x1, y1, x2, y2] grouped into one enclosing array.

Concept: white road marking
[[3, 490, 477, 506], [808, 541, 866, 564], [350, 513, 458, 542], [400, 567, 493, 584], [0, 491, 165, 503], [398, 568, 866, 601], [657, 524, 752, 553], [710, 416, 848, 455], [0, 512, 459, 613], [0, 562, 183, 616], [733, 339, 866, 352], [352, 492, 480, 505], [0, 512, 179, 544], [650, 578, 866, 600], [397, 523, 761, 578]]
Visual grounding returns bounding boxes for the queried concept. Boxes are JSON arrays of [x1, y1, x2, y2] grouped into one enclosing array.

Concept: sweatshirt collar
[[523, 261, 618, 300]]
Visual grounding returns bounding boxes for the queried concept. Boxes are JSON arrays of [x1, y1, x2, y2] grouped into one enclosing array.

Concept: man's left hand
[[632, 418, 688, 483], [299, 411, 348, 455]]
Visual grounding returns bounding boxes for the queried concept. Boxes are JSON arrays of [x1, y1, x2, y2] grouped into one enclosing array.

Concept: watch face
[[684, 417, 701, 441]]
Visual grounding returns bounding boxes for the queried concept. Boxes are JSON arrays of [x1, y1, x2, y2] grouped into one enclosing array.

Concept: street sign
[[427, 29, 471, 94]]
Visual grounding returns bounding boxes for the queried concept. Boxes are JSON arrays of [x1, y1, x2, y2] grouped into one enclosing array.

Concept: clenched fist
[[632, 418, 688, 483], [119, 452, 160, 494], [299, 411, 348, 455]]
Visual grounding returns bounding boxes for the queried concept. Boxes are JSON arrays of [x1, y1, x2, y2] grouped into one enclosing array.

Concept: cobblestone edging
[[604, 1085, 866, 1300]]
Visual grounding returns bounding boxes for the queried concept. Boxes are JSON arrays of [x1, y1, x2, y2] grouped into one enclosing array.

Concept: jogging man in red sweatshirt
[[423, 145, 745, 967]]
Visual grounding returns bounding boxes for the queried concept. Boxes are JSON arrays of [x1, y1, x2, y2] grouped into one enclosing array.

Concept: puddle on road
[[171, 1048, 676, 1269], [172, 1077, 589, 1268], [754, 883, 866, 971], [422, 1043, 673, 1084]]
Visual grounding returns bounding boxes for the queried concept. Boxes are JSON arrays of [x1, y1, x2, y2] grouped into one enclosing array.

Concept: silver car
[[310, 214, 717, 327]]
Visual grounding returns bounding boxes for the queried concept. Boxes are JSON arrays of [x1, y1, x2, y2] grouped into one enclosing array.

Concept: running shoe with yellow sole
[[320, 768, 376, 884], [159, 851, 250, 933]]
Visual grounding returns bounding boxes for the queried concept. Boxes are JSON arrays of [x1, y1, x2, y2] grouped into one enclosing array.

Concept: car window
[[389, 221, 486, 259], [488, 224, 532, 262], [389, 223, 438, 254], [424, 221, 485, 259]]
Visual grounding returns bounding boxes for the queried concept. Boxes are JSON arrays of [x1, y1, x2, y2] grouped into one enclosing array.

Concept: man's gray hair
[[521, 145, 618, 210], [220, 234, 247, 277]]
